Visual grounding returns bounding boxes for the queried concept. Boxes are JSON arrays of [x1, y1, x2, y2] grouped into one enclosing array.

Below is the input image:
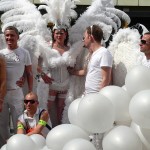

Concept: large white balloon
[[68, 98, 90, 134], [100, 86, 131, 122], [125, 65, 150, 97], [1, 144, 6, 150], [68, 98, 81, 125], [103, 126, 142, 150], [129, 90, 150, 129], [131, 122, 150, 150], [62, 138, 96, 150], [6, 134, 37, 150], [46, 124, 90, 150], [30, 134, 46, 149], [41, 146, 51, 150], [77, 93, 115, 133]]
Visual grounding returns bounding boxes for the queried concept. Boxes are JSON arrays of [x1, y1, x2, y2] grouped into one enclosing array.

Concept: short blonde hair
[[25, 92, 38, 101]]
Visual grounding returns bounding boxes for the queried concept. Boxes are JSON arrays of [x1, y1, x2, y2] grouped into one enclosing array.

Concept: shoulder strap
[[39, 109, 45, 120], [39, 109, 52, 130], [23, 113, 30, 131]]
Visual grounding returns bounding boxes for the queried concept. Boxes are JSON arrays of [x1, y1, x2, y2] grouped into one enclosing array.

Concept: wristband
[[17, 124, 24, 129], [38, 120, 47, 126]]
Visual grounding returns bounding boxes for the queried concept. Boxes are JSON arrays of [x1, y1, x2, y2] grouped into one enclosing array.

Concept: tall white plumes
[[69, 0, 116, 44], [0, 0, 51, 42], [69, 0, 131, 44], [39, 0, 78, 27], [106, 7, 131, 25]]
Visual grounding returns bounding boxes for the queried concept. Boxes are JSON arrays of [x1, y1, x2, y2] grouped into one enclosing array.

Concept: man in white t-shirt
[[0, 26, 33, 148], [17, 92, 52, 137], [138, 32, 150, 67], [83, 25, 113, 94]]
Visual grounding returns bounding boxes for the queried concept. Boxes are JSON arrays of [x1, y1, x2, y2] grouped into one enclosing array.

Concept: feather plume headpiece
[[69, 0, 131, 44], [38, 0, 79, 30]]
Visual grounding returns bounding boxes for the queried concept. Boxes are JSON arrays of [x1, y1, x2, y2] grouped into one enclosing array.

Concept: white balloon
[[68, 98, 81, 125], [62, 138, 96, 150], [41, 146, 51, 150], [78, 93, 115, 133], [125, 65, 150, 97], [30, 134, 46, 149], [129, 90, 150, 129], [100, 86, 131, 122], [122, 85, 127, 91], [1, 144, 6, 150], [131, 122, 150, 150], [6, 134, 37, 150], [46, 124, 90, 150], [68, 98, 90, 134], [103, 126, 142, 150]]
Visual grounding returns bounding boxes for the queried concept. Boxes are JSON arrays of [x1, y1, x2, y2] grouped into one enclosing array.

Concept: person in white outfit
[[68, 25, 113, 94], [138, 32, 150, 67], [0, 26, 33, 148], [83, 25, 113, 150], [47, 27, 70, 125], [17, 92, 52, 137]]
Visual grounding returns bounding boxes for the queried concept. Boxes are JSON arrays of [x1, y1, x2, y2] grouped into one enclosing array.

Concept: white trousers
[[0, 88, 24, 148]]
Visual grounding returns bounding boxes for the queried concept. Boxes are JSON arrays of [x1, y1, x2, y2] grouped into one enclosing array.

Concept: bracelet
[[17, 124, 24, 129], [38, 120, 47, 126]]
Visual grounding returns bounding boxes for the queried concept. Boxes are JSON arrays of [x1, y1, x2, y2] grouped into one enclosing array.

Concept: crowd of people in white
[[0, 0, 150, 150]]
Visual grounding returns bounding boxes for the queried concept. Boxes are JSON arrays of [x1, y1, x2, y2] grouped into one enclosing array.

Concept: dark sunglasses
[[141, 39, 150, 45], [24, 99, 36, 104]]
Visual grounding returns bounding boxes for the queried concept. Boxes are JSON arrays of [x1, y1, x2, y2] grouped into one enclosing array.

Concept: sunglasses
[[24, 99, 36, 104], [141, 39, 150, 45]]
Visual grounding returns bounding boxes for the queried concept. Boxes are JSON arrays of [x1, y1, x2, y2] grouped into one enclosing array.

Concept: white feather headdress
[[38, 0, 78, 30]]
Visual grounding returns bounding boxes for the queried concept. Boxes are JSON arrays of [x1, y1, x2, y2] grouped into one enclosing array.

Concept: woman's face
[[53, 29, 67, 43]]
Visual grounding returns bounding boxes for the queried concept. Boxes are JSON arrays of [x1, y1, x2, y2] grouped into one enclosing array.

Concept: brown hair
[[86, 25, 103, 43], [4, 26, 19, 36], [144, 32, 150, 36], [52, 29, 69, 47], [141, 32, 150, 41]]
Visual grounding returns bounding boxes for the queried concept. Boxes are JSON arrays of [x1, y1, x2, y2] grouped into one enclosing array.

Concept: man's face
[[140, 34, 150, 55], [24, 95, 39, 112], [83, 30, 91, 49], [4, 29, 19, 49]]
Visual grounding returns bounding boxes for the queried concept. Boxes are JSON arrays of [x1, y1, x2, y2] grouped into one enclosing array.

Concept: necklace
[[56, 44, 65, 49]]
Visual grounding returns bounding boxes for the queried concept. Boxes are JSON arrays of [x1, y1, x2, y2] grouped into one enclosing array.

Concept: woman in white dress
[[47, 27, 70, 125]]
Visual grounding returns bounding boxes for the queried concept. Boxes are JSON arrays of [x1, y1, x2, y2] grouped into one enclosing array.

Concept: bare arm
[[67, 67, 87, 76], [100, 67, 112, 89], [27, 111, 49, 136], [17, 121, 25, 134], [25, 65, 33, 92], [0, 57, 6, 112], [37, 56, 54, 84]]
